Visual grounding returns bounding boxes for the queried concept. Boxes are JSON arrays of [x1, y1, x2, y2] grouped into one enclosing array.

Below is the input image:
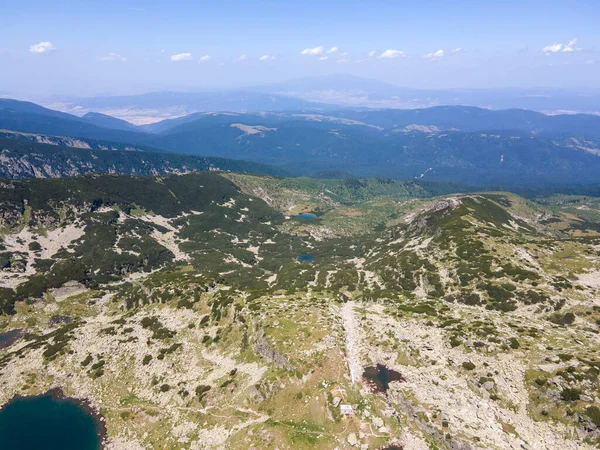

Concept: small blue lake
[[294, 213, 318, 219], [0, 392, 102, 450], [297, 253, 316, 263], [0, 329, 22, 350]]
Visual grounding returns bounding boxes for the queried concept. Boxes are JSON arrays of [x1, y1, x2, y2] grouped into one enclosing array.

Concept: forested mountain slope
[[0, 138, 286, 179], [2, 100, 600, 185]]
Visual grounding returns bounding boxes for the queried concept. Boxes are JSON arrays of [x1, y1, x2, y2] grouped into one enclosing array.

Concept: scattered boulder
[[347, 432, 358, 446]]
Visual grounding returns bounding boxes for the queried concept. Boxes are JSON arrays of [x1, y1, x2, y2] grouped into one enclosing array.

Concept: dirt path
[[341, 301, 362, 384]]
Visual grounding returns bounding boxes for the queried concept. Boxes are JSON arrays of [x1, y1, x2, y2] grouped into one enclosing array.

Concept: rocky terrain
[[0, 137, 285, 179], [0, 172, 599, 449]]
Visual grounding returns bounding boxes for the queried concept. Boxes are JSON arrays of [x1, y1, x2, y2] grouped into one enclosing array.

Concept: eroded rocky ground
[[1, 173, 600, 449]]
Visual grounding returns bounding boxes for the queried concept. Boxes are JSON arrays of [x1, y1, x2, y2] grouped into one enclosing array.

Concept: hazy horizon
[[6, 74, 600, 100]]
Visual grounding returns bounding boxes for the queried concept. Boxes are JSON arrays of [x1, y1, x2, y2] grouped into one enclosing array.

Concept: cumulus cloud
[[542, 39, 581, 54], [259, 54, 276, 61], [423, 49, 444, 60], [450, 47, 463, 54], [198, 55, 211, 62], [562, 39, 579, 53], [378, 49, 406, 59], [319, 56, 328, 61], [300, 45, 324, 56], [238, 54, 248, 61], [368, 50, 376, 58], [171, 52, 193, 61], [97, 52, 126, 62], [29, 41, 56, 54], [327, 46, 339, 54], [542, 43, 562, 54]]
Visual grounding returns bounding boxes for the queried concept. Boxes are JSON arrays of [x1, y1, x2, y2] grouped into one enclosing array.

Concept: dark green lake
[[362, 364, 405, 393], [0, 393, 102, 450], [297, 253, 316, 263]]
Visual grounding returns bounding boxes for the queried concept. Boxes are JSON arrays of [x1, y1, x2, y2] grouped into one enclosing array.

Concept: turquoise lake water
[[0, 394, 101, 450], [294, 213, 318, 219]]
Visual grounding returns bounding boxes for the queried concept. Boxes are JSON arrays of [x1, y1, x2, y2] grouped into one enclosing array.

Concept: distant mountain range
[[81, 112, 139, 132], [43, 90, 324, 125], [255, 75, 600, 114], [142, 111, 600, 184], [1, 97, 600, 185], [0, 98, 151, 144], [37, 75, 600, 120]]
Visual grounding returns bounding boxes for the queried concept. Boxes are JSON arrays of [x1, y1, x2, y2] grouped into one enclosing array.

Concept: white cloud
[[171, 52, 193, 61], [379, 49, 406, 59], [542, 43, 563, 54], [98, 52, 126, 62], [259, 54, 276, 61], [319, 56, 328, 61], [585, 59, 595, 65], [327, 46, 339, 54], [423, 49, 444, 60], [238, 54, 248, 61], [300, 45, 324, 56], [29, 41, 56, 54], [450, 47, 463, 54], [542, 39, 581, 55], [198, 55, 211, 62], [368, 50, 376, 58], [562, 38, 579, 53]]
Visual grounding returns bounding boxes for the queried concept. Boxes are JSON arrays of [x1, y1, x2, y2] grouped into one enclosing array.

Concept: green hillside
[[0, 172, 599, 449]]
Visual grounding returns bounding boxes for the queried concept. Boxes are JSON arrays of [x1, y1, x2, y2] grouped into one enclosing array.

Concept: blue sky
[[1, 0, 599, 96]]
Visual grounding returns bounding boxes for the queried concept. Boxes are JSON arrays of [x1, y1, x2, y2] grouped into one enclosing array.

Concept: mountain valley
[[0, 172, 599, 449]]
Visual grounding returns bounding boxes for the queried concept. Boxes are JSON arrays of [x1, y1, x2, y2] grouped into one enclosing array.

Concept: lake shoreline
[[0, 387, 107, 449], [0, 328, 24, 350]]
